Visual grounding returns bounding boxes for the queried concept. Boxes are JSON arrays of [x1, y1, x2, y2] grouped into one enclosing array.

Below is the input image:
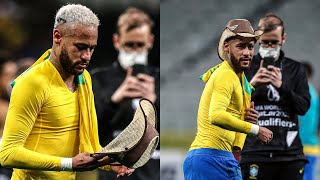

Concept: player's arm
[[208, 71, 256, 134], [0, 73, 122, 172], [0, 76, 64, 171]]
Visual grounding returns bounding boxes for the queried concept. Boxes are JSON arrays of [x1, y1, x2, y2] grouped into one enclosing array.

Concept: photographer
[[91, 7, 159, 180], [240, 13, 311, 180]]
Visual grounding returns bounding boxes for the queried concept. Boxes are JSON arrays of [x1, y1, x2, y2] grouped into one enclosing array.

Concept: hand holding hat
[[92, 98, 159, 169]]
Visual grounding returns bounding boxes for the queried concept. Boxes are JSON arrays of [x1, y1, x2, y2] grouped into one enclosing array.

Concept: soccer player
[[183, 19, 273, 180], [0, 4, 134, 179]]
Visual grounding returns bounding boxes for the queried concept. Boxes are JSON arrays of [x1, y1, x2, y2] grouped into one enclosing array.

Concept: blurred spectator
[[299, 61, 319, 180], [0, 59, 17, 102], [16, 57, 36, 75], [0, 0, 25, 56], [240, 13, 311, 180], [0, 58, 17, 180], [91, 7, 160, 180]]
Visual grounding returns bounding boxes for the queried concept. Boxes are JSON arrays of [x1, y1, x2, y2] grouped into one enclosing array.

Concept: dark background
[[0, 0, 159, 69]]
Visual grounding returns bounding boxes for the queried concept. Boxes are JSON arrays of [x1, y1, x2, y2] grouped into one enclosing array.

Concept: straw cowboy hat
[[95, 98, 159, 169], [218, 19, 263, 61]]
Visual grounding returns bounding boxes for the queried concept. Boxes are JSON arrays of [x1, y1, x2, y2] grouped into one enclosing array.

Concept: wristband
[[60, 158, 73, 171], [250, 124, 259, 135]]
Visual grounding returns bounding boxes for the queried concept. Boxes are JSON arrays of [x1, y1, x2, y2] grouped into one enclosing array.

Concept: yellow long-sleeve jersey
[[0, 59, 80, 179], [190, 61, 253, 152]]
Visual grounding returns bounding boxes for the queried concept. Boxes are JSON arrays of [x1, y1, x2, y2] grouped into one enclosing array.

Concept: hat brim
[[217, 29, 263, 61], [96, 98, 159, 168]]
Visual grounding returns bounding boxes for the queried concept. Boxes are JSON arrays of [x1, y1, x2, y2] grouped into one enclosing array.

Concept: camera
[[263, 57, 275, 68]]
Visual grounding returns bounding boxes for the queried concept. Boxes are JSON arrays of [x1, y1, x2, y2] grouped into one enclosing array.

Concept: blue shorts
[[183, 148, 242, 180]]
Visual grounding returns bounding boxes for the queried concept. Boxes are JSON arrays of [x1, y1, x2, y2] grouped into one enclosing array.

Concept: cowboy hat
[[218, 19, 263, 61], [95, 98, 159, 169]]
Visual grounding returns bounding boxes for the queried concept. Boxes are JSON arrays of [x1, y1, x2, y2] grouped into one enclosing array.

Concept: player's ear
[[223, 41, 230, 53], [53, 29, 62, 45]]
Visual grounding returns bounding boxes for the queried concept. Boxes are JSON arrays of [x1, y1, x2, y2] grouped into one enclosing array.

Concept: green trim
[[76, 74, 86, 85], [243, 75, 254, 95], [44, 52, 50, 60], [11, 81, 16, 87]]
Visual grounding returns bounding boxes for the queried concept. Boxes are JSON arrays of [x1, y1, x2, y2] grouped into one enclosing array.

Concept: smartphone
[[263, 57, 275, 68], [132, 64, 147, 76]]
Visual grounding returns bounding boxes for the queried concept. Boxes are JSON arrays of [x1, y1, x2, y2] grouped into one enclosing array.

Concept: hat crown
[[226, 19, 254, 34], [217, 19, 262, 61]]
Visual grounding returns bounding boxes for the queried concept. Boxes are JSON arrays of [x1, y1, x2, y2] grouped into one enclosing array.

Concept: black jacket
[[240, 51, 311, 163], [91, 62, 160, 148]]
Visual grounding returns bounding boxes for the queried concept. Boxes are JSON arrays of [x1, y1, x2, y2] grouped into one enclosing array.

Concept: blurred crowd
[[0, 55, 36, 179]]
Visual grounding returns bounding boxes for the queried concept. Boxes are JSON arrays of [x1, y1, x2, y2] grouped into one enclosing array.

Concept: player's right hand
[[244, 102, 258, 124], [257, 127, 273, 144], [72, 152, 106, 171]]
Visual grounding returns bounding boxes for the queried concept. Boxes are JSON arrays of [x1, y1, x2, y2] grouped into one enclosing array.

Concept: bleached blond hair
[[54, 4, 100, 29]]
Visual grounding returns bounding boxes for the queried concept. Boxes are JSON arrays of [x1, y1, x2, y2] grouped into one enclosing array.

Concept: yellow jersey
[[0, 59, 80, 179], [190, 61, 253, 152]]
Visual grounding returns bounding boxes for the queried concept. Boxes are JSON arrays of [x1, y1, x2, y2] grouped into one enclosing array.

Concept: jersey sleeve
[[208, 70, 252, 134], [0, 75, 62, 171]]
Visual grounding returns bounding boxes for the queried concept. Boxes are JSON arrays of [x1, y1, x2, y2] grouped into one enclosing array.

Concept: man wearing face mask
[[91, 7, 159, 180], [240, 13, 311, 180]]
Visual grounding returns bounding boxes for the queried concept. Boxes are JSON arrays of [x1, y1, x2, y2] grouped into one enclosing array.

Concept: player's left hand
[[112, 165, 135, 177], [244, 102, 258, 124], [90, 154, 134, 176]]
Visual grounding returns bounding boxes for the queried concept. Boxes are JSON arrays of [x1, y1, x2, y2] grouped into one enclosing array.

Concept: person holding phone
[[240, 13, 311, 180], [90, 7, 159, 180]]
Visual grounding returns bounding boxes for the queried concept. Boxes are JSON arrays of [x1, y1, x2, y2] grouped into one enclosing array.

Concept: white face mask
[[118, 49, 148, 70], [258, 46, 281, 60]]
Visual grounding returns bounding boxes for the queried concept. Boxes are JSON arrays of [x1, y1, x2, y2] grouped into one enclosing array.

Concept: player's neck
[[225, 60, 242, 78], [49, 53, 76, 92]]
